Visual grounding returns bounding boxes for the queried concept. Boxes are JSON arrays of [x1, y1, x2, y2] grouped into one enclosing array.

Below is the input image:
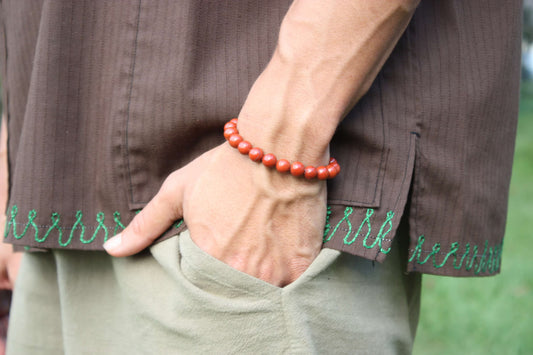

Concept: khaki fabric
[[7, 231, 421, 355]]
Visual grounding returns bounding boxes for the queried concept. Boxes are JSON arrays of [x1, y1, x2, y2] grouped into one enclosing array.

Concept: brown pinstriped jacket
[[0, 0, 522, 276]]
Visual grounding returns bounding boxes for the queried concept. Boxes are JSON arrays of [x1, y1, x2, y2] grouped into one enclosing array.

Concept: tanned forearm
[[238, 0, 420, 165]]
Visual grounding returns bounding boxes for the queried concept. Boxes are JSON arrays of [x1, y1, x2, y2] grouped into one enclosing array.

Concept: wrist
[[224, 119, 340, 180], [237, 62, 340, 166]]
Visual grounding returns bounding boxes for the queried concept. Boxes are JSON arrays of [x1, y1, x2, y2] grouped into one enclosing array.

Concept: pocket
[[179, 230, 279, 297], [178, 230, 341, 297]]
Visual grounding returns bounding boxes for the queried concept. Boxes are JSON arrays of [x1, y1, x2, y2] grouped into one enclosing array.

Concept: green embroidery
[[81, 212, 108, 244], [345, 208, 373, 245], [4, 206, 136, 247], [38, 213, 62, 243], [408, 235, 502, 275], [113, 211, 126, 236], [60, 211, 85, 247], [453, 243, 470, 270], [363, 211, 395, 254], [377, 211, 395, 254], [325, 207, 394, 254], [435, 242, 459, 268], [324, 207, 353, 243], [474, 241, 489, 274], [4, 206, 38, 240], [4, 203, 502, 274], [3, 205, 18, 238], [488, 243, 502, 274], [4, 205, 186, 248], [322, 206, 332, 240], [464, 245, 478, 271]]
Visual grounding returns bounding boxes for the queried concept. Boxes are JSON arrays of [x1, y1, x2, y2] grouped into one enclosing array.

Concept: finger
[[103, 172, 185, 257], [0, 243, 14, 290]]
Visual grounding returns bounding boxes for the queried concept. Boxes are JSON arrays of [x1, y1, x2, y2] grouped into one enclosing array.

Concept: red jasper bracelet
[[224, 118, 340, 180]]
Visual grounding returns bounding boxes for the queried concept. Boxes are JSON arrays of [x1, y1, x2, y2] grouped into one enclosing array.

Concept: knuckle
[[158, 180, 179, 204], [161, 172, 180, 193]]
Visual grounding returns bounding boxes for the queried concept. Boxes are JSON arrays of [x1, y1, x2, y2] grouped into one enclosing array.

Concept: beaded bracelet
[[224, 118, 340, 180]]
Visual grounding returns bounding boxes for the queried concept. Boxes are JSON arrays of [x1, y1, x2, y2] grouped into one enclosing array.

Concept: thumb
[[103, 172, 185, 257]]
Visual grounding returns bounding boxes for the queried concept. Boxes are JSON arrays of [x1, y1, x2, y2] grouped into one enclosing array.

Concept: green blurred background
[[413, 5, 533, 353], [413, 82, 533, 355]]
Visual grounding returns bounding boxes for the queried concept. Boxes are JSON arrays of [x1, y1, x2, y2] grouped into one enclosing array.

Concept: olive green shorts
[[7, 230, 421, 354]]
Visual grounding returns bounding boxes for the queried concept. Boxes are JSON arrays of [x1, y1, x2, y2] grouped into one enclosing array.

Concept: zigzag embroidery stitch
[[3, 205, 184, 247], [324, 207, 395, 254], [5, 205, 502, 274], [408, 235, 502, 275]]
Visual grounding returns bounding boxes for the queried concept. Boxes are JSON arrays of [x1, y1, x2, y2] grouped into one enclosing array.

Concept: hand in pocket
[[104, 143, 327, 287]]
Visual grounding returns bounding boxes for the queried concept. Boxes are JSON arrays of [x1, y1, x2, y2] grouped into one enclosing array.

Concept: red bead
[[304, 166, 317, 179], [224, 127, 238, 140], [333, 163, 341, 174], [237, 141, 252, 154], [276, 159, 291, 173], [224, 122, 236, 131], [262, 153, 277, 168], [290, 162, 305, 176], [316, 166, 329, 180], [223, 118, 341, 180], [228, 134, 243, 148], [327, 164, 338, 178], [249, 147, 264, 162]]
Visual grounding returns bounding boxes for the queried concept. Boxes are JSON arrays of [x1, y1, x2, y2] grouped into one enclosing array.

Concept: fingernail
[[103, 234, 122, 252]]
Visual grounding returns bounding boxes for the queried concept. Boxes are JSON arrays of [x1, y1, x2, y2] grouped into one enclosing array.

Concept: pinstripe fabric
[[0, 0, 522, 276]]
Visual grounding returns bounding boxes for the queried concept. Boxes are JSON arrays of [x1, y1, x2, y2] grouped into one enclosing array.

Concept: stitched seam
[[125, 0, 143, 204], [372, 74, 387, 205], [407, 248, 480, 258], [322, 205, 332, 240], [328, 228, 394, 242], [326, 198, 380, 206], [393, 133, 418, 210], [413, 133, 422, 246]]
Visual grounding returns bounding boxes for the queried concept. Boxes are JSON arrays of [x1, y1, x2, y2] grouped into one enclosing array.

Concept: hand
[[102, 0, 421, 287], [0, 242, 21, 291], [104, 143, 327, 287], [0, 237, 22, 352]]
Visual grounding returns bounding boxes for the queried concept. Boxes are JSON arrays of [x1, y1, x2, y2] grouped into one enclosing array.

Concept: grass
[[412, 82, 533, 355]]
